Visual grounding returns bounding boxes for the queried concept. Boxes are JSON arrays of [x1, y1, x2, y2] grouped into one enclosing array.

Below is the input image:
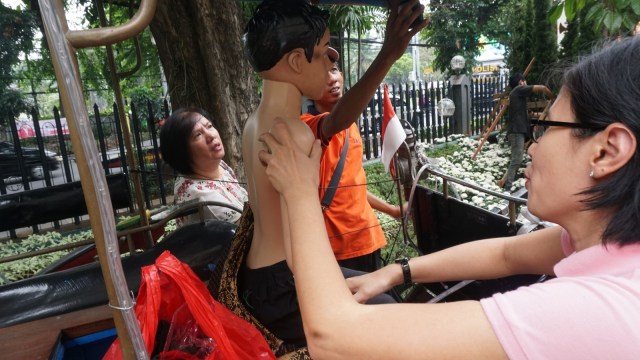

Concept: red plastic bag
[[103, 251, 276, 360], [159, 303, 217, 358]]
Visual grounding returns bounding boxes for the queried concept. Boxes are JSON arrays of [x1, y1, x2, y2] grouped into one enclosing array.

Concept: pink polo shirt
[[480, 229, 640, 359]]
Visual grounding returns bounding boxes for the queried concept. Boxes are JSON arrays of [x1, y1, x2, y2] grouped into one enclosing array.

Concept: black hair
[[159, 107, 214, 176], [566, 37, 640, 246], [243, 0, 330, 72], [508, 72, 525, 89]]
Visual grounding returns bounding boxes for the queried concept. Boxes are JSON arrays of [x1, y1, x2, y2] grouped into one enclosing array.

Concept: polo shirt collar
[[555, 239, 640, 277]]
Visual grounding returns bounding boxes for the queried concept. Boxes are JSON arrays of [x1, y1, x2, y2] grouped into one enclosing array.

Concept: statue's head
[[243, 0, 330, 72]]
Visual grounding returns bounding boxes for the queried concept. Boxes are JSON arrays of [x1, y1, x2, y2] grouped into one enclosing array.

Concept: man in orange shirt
[[301, 64, 396, 272], [301, 8, 427, 272]]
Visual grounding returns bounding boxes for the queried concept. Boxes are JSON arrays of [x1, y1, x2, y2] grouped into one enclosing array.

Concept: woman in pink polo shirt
[[258, 35, 640, 359]]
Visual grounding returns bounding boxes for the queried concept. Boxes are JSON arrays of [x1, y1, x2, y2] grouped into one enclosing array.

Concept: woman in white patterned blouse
[[160, 107, 247, 226]]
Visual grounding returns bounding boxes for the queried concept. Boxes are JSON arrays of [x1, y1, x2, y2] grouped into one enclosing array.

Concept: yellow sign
[[422, 65, 499, 74], [473, 65, 499, 73]]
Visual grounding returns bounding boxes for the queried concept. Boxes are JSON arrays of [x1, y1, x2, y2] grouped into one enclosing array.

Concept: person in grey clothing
[[498, 73, 554, 189]]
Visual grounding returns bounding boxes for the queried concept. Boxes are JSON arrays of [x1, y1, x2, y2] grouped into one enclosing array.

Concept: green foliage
[[0, 5, 34, 84], [80, 0, 163, 98], [17, 53, 57, 113], [499, 0, 535, 75], [0, 230, 93, 285], [324, 5, 386, 87], [384, 53, 414, 83], [487, 0, 560, 83], [550, 0, 640, 36], [326, 5, 382, 37], [0, 4, 35, 125], [528, 0, 558, 84], [559, 7, 601, 61], [129, 85, 164, 130], [76, 47, 109, 97], [425, 0, 483, 75], [0, 89, 29, 124], [0, 216, 179, 284], [559, 11, 580, 59], [365, 162, 400, 206], [425, 143, 462, 158], [363, 161, 418, 261], [10, 1, 164, 119], [74, 16, 164, 111], [118, 29, 164, 97]]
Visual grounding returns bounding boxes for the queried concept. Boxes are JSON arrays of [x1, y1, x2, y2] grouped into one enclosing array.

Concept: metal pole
[[391, 155, 409, 247], [37, 0, 157, 358], [96, 0, 152, 247]]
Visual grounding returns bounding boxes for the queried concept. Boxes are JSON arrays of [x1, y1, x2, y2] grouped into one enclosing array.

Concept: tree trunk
[[149, 0, 258, 181]]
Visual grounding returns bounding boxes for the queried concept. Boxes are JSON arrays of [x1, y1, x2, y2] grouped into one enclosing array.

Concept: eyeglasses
[[530, 119, 606, 142]]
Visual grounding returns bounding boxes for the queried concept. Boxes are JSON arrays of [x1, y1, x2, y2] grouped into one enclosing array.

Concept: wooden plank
[[0, 305, 114, 360]]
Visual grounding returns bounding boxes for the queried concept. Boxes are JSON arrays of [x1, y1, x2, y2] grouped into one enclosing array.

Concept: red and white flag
[[381, 84, 406, 172]]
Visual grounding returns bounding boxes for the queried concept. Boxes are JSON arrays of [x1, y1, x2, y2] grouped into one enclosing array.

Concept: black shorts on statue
[[238, 260, 306, 348], [238, 259, 398, 349]]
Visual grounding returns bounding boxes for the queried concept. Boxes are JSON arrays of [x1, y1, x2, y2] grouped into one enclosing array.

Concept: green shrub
[[0, 230, 93, 285]]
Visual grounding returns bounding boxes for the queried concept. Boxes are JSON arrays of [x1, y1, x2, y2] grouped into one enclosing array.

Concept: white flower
[[415, 132, 528, 218]]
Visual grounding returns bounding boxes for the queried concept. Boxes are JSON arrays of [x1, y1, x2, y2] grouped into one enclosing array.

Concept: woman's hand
[[258, 121, 322, 199], [346, 265, 399, 304]]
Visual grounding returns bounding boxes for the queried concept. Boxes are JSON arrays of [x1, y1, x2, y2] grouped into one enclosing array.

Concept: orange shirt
[[301, 113, 386, 260]]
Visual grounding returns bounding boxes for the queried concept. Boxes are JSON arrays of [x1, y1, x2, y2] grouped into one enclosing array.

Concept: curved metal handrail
[[398, 163, 534, 304], [65, 0, 157, 49], [419, 165, 528, 204], [403, 163, 528, 243]]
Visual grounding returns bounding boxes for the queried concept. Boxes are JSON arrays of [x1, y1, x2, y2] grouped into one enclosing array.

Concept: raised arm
[[321, 0, 429, 138], [532, 85, 555, 99]]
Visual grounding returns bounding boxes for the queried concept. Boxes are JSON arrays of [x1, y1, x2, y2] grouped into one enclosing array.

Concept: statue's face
[[300, 29, 337, 101]]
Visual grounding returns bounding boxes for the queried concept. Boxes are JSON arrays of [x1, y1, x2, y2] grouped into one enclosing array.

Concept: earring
[[589, 170, 594, 178]]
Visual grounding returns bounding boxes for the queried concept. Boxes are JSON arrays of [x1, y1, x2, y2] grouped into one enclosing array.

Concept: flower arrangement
[[419, 134, 529, 213]]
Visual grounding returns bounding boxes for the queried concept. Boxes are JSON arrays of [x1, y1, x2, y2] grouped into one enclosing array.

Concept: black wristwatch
[[394, 257, 412, 285]]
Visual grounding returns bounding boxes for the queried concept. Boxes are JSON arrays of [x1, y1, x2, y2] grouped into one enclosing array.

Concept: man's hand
[[319, 0, 429, 138], [259, 121, 322, 199], [389, 202, 410, 219], [367, 191, 409, 219], [381, 0, 429, 62]]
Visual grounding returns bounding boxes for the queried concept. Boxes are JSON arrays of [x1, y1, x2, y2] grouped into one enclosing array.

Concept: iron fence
[[1, 99, 171, 238], [0, 76, 506, 237], [359, 75, 507, 159]]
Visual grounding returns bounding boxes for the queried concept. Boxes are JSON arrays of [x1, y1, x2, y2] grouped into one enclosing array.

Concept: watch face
[[395, 257, 408, 264]]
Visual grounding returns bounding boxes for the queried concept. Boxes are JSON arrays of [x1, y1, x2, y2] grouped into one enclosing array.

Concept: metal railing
[[404, 163, 528, 238]]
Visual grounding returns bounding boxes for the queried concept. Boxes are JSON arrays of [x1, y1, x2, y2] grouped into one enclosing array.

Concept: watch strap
[[395, 257, 412, 285]]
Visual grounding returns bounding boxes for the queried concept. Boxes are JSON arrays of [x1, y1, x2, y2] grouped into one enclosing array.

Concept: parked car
[[100, 143, 159, 170], [371, 92, 406, 108], [0, 141, 60, 181]]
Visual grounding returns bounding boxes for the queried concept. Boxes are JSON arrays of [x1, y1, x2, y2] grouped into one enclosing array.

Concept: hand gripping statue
[[212, 0, 337, 356]]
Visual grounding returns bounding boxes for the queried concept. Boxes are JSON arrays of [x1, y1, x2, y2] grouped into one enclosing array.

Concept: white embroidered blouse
[[173, 161, 247, 227]]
